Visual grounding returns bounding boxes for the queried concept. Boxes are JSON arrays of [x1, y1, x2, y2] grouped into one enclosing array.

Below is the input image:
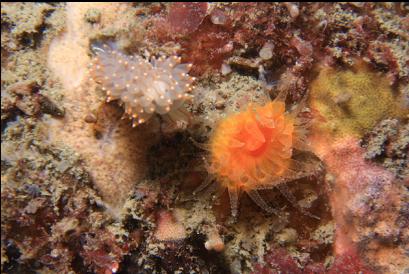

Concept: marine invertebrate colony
[[202, 94, 316, 217], [89, 43, 196, 127], [309, 62, 408, 138]]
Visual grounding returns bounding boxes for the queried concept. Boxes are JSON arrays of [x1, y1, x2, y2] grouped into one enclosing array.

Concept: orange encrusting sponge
[[210, 101, 294, 192]]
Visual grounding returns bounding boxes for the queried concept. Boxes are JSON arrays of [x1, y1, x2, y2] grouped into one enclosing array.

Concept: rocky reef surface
[[1, 3, 408, 274]]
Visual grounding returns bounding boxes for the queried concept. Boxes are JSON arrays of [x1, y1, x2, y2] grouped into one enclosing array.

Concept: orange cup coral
[[210, 101, 294, 187], [200, 95, 317, 217]]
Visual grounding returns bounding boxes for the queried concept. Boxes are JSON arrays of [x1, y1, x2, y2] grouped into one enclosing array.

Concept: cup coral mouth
[[210, 101, 294, 188]]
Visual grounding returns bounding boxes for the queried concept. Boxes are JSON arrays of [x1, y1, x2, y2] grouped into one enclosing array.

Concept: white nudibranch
[[89, 43, 196, 127]]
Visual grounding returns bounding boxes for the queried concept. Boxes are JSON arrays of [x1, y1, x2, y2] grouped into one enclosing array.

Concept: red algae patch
[[168, 2, 208, 36], [181, 19, 233, 76]]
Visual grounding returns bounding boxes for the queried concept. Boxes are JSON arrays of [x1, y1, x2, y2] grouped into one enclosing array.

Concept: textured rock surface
[[2, 2, 408, 273]]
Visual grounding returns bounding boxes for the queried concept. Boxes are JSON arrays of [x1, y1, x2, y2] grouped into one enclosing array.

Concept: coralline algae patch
[[89, 43, 196, 127], [309, 63, 408, 139], [310, 137, 409, 273]]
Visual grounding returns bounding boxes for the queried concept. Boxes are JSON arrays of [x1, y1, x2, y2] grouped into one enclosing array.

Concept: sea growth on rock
[[88, 43, 196, 127], [309, 62, 408, 139]]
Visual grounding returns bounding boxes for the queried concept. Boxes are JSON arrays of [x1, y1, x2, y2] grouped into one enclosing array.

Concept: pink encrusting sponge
[[89, 43, 196, 127]]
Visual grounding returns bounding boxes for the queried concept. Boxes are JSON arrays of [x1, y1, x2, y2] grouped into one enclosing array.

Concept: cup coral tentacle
[[201, 93, 319, 217]]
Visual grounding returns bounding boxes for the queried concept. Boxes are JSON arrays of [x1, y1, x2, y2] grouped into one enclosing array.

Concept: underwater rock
[[2, 2, 409, 273], [361, 119, 409, 179]]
